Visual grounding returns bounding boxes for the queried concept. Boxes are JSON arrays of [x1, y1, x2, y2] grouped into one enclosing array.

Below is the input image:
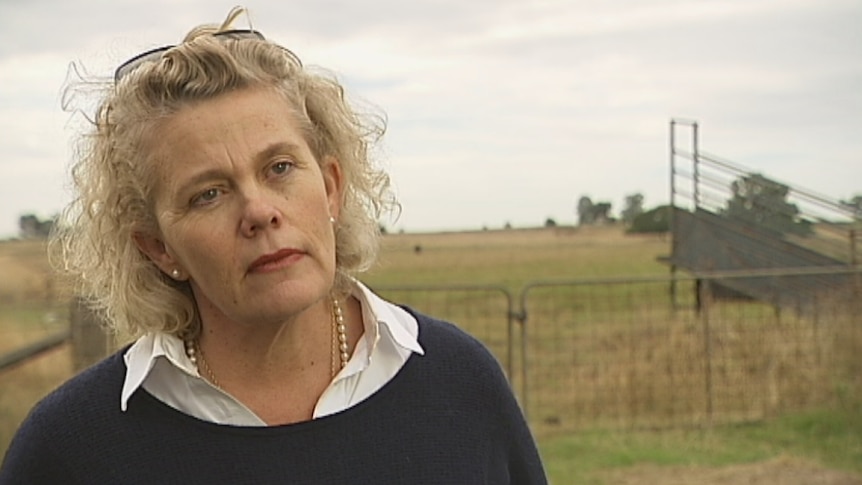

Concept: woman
[[0, 8, 546, 484]]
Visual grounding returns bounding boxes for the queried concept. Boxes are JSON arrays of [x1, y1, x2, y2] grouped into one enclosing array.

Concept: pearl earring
[[171, 269, 180, 279], [329, 216, 336, 224]]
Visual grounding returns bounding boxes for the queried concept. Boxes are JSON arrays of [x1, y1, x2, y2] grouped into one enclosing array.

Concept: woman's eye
[[191, 188, 220, 207], [271, 160, 293, 176]]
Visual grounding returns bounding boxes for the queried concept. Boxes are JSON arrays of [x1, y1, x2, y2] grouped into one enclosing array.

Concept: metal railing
[[670, 119, 860, 266], [0, 330, 70, 372], [4, 268, 860, 438]]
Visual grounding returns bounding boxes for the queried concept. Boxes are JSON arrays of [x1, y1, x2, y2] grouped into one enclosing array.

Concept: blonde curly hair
[[52, 7, 396, 340]]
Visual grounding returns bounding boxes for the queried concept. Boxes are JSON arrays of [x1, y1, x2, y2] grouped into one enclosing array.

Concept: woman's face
[[135, 87, 343, 326]]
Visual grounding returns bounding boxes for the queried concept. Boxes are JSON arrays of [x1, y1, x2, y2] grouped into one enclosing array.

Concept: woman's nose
[[239, 190, 283, 237]]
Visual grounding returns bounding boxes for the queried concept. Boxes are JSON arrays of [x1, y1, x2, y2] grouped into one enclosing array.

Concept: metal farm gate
[[377, 268, 861, 437], [2, 270, 859, 439]]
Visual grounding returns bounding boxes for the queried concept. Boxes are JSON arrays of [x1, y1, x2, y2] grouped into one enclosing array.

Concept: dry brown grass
[[522, 287, 862, 438], [369, 225, 671, 291], [0, 312, 73, 453], [371, 229, 862, 440], [0, 241, 51, 304], [0, 240, 74, 306], [0, 345, 72, 451], [0, 240, 76, 452], [1, 229, 860, 481]]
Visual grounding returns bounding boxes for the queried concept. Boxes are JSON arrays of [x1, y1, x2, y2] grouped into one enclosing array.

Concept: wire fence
[[3, 268, 860, 441], [522, 272, 859, 437], [381, 268, 861, 437]]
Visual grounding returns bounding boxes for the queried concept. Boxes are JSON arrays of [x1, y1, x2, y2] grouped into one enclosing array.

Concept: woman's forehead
[[151, 89, 307, 157], [139, 89, 314, 193]]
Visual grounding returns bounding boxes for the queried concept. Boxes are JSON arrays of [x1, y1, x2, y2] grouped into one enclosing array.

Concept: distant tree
[[628, 205, 671, 234], [18, 214, 53, 239], [591, 202, 613, 225], [19, 214, 39, 237], [841, 194, 862, 219], [504, 221, 512, 230], [544, 218, 557, 228], [576, 196, 594, 225], [577, 196, 615, 225], [722, 173, 812, 236], [620, 193, 645, 226]]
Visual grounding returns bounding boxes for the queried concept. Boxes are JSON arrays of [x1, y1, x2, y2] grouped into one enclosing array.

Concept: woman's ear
[[133, 230, 182, 279], [322, 155, 345, 220]]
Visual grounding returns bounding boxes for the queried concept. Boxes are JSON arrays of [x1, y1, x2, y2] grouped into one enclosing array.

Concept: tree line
[[575, 174, 861, 235], [18, 214, 55, 239], [17, 176, 862, 237]]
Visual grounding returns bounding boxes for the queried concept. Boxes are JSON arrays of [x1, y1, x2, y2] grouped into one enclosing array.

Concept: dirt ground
[[600, 456, 862, 485]]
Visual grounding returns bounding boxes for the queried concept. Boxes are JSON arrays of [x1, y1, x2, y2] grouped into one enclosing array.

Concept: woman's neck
[[189, 294, 363, 425]]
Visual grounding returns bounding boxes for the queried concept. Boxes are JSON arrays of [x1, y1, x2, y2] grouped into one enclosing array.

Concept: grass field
[[1, 226, 860, 484], [365, 225, 671, 289]]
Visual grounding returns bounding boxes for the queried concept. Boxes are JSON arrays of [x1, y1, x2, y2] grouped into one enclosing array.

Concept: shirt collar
[[353, 279, 424, 357], [121, 332, 195, 411], [120, 280, 424, 411]]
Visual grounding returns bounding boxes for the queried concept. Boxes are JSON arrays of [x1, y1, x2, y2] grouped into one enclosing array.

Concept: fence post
[[699, 279, 714, 425], [851, 230, 861, 300], [515, 307, 529, 421], [69, 297, 111, 372]]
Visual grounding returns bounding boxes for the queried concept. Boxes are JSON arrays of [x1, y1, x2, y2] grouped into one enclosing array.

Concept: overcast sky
[[1, 0, 860, 237]]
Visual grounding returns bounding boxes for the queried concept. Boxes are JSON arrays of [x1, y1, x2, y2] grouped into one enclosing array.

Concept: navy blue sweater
[[1, 313, 547, 484]]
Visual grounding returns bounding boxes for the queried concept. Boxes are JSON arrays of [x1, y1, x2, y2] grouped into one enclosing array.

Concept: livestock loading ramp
[[668, 119, 860, 311]]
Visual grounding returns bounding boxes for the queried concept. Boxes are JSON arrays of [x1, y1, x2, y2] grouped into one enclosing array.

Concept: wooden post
[[70, 297, 111, 372]]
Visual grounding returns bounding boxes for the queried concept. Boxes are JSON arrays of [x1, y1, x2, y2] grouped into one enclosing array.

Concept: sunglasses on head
[[113, 29, 265, 83]]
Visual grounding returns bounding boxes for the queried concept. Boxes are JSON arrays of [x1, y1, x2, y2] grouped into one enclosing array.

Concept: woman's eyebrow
[[174, 142, 304, 193], [255, 142, 304, 164], [176, 168, 228, 194]]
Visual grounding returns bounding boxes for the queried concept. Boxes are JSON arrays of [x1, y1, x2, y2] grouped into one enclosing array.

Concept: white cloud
[[0, 0, 860, 237]]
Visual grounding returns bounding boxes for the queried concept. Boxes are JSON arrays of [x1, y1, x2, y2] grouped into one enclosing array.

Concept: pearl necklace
[[184, 296, 349, 388], [184, 339, 219, 388], [331, 297, 349, 376]]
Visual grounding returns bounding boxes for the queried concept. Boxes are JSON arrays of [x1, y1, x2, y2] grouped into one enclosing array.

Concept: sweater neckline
[[127, 348, 421, 436]]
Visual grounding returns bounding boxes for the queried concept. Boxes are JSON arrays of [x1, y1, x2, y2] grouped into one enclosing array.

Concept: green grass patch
[[720, 406, 862, 472], [539, 404, 862, 484], [540, 428, 764, 484]]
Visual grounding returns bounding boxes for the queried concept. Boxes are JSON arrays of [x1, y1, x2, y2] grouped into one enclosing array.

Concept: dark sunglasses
[[113, 29, 265, 83]]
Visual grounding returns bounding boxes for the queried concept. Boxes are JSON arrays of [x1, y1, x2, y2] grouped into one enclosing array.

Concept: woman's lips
[[248, 248, 305, 273]]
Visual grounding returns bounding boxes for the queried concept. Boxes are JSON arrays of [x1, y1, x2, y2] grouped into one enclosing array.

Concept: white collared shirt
[[121, 281, 424, 425]]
